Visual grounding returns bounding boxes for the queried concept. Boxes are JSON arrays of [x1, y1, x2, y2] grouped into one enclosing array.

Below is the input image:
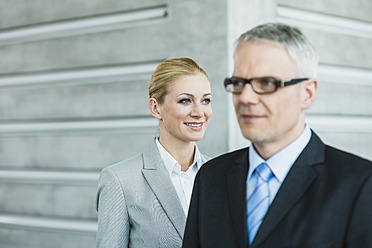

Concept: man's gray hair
[[235, 22, 318, 78]]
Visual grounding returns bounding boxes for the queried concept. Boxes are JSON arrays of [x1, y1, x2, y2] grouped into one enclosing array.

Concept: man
[[182, 23, 372, 248]]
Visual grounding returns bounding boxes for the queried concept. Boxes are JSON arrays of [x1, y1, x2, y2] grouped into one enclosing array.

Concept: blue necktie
[[247, 162, 273, 244]]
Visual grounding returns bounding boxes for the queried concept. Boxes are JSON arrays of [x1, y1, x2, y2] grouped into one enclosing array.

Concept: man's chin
[[241, 132, 266, 145], [240, 128, 258, 141]]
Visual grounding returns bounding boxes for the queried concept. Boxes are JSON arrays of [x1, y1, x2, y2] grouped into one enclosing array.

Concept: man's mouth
[[240, 114, 265, 122]]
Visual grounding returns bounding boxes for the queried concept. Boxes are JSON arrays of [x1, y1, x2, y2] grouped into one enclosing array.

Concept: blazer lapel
[[251, 132, 325, 248], [141, 140, 186, 238], [227, 148, 249, 248]]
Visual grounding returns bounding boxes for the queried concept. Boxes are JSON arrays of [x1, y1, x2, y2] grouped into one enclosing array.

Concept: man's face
[[232, 41, 313, 153]]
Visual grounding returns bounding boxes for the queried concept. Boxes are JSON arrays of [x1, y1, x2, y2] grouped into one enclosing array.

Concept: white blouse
[[155, 138, 202, 215]]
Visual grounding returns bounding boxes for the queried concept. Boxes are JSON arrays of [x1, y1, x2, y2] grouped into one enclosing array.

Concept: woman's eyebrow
[[177, 93, 212, 97], [177, 93, 194, 97]]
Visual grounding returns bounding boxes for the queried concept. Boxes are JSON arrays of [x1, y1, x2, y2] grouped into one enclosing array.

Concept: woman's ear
[[301, 78, 318, 110], [149, 98, 162, 120]]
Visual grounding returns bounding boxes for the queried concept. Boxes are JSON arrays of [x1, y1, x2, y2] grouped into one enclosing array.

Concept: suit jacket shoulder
[[198, 147, 249, 176], [324, 144, 372, 170]]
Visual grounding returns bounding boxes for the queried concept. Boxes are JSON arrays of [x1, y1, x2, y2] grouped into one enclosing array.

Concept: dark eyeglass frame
[[224, 76, 309, 94]]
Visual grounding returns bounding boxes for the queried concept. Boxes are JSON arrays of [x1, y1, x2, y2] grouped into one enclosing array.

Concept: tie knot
[[255, 163, 273, 182]]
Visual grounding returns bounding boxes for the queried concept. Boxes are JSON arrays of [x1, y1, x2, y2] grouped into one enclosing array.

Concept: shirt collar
[[155, 138, 202, 175], [248, 124, 312, 182]]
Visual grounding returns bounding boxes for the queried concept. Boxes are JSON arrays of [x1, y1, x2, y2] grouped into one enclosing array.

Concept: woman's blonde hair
[[149, 57, 209, 104]]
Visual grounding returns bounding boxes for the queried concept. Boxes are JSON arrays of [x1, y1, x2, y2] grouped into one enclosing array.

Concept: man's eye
[[258, 79, 273, 85], [233, 79, 245, 86], [257, 78, 275, 87]]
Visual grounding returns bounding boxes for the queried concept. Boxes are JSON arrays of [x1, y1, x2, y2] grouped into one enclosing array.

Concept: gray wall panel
[[0, 0, 166, 29], [0, 129, 157, 169], [0, 79, 151, 120], [0, 183, 97, 219], [301, 27, 372, 69], [0, 26, 168, 74], [310, 81, 372, 115], [279, 0, 372, 22], [0, 228, 95, 248]]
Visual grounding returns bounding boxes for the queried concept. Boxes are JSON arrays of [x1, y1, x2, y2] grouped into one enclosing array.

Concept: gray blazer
[[96, 138, 209, 248]]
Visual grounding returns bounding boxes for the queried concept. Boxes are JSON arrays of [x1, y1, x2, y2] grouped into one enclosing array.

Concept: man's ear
[[148, 98, 162, 120], [301, 78, 318, 110]]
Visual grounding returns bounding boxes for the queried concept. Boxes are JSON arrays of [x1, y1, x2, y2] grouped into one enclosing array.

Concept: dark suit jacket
[[183, 132, 372, 248]]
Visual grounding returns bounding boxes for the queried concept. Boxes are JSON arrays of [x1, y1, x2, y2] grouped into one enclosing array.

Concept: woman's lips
[[184, 122, 204, 130]]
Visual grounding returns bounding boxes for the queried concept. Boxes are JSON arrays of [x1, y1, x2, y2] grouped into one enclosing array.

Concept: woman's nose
[[190, 104, 204, 118]]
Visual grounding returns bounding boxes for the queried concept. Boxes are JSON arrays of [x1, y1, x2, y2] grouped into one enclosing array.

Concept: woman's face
[[157, 73, 212, 143]]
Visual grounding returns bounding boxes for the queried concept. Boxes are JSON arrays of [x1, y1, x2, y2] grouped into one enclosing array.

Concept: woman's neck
[[158, 135, 196, 172]]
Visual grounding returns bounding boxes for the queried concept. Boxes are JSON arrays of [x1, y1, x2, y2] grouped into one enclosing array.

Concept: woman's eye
[[178, 98, 192, 104], [202, 98, 211, 104]]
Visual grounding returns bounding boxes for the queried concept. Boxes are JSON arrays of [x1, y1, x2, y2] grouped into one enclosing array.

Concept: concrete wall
[[0, 1, 228, 247], [0, 0, 371, 247]]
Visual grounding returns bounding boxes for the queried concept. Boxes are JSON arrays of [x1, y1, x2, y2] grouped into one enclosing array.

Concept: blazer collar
[[141, 138, 210, 239], [141, 139, 186, 238], [251, 131, 325, 248]]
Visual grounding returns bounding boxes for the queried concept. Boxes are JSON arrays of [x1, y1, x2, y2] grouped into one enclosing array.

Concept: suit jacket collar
[[227, 131, 325, 248], [251, 131, 325, 248], [141, 138, 209, 239]]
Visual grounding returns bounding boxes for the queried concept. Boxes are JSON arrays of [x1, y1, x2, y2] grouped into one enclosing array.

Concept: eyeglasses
[[224, 77, 309, 94]]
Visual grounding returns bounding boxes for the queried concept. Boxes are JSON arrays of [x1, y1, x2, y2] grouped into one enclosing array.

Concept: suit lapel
[[227, 148, 249, 248], [251, 132, 325, 248], [141, 140, 186, 238]]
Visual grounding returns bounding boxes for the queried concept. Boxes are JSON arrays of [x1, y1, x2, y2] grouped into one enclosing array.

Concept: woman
[[96, 57, 212, 247]]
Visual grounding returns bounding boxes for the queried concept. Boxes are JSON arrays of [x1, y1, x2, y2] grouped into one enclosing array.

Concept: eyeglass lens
[[227, 78, 277, 94]]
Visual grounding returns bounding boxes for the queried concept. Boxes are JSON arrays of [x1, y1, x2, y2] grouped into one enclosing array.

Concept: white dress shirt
[[247, 124, 312, 204], [155, 138, 202, 215]]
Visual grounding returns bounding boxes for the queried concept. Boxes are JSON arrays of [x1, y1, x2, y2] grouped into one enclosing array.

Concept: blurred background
[[0, 0, 371, 247]]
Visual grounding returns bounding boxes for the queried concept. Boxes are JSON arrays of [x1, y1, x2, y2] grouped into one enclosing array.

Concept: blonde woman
[[96, 57, 212, 247]]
